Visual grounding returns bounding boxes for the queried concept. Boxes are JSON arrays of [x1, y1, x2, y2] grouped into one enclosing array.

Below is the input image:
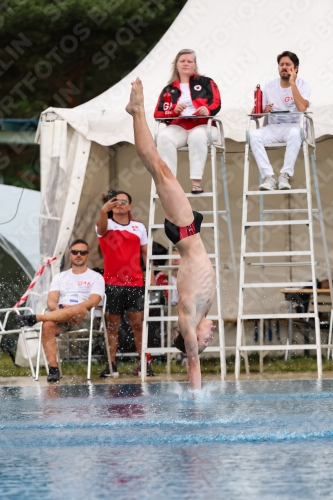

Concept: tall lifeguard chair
[[140, 116, 236, 381], [235, 112, 333, 379]]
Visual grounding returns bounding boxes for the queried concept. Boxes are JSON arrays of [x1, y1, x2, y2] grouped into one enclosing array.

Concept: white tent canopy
[[29, 0, 333, 315], [0, 185, 40, 277], [39, 0, 333, 144]]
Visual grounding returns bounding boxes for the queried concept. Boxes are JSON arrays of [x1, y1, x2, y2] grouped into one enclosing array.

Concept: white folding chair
[[36, 297, 107, 381], [0, 307, 46, 378]]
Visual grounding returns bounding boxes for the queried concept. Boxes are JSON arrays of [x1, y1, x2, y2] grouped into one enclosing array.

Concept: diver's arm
[[178, 302, 201, 391]]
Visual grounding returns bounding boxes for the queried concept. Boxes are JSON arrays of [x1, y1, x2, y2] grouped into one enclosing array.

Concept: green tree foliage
[[0, 0, 186, 189], [0, 0, 187, 117]]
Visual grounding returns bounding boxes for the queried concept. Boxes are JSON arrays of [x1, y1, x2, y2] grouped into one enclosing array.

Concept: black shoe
[[15, 314, 37, 328], [133, 362, 155, 377], [47, 366, 60, 382], [100, 362, 119, 378], [147, 362, 155, 377]]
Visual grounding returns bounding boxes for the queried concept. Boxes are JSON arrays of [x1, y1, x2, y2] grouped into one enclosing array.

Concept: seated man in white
[[15, 239, 105, 382], [250, 50, 310, 191]]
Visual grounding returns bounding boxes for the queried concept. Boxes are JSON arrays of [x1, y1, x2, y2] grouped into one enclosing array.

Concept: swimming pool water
[[1, 379, 333, 499]]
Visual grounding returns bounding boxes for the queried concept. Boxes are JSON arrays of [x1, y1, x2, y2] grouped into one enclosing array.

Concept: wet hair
[[277, 51, 299, 68], [168, 49, 202, 85], [173, 330, 186, 354], [70, 239, 89, 251], [173, 330, 203, 355]]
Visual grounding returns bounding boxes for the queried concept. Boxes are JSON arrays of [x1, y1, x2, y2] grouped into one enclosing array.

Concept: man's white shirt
[[263, 78, 311, 125], [49, 268, 105, 305]]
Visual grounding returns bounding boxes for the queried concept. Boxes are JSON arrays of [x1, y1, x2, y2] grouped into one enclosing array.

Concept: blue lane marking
[[2, 429, 333, 448]]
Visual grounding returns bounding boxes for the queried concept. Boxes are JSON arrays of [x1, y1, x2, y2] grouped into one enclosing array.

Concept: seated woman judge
[[154, 49, 221, 194]]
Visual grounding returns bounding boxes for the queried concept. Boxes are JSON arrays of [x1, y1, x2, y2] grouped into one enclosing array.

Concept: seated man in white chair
[[15, 239, 105, 382], [250, 50, 310, 191]]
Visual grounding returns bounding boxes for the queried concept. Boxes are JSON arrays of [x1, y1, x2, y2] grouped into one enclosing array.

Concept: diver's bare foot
[[125, 77, 144, 115]]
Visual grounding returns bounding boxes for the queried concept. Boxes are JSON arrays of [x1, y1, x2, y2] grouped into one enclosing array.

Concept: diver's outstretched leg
[[126, 78, 193, 227]]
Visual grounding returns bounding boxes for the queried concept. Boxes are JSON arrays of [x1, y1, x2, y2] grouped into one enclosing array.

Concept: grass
[[1, 351, 333, 378], [226, 353, 333, 373]]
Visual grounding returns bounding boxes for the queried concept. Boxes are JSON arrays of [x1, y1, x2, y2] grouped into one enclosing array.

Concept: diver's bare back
[[176, 234, 216, 322]]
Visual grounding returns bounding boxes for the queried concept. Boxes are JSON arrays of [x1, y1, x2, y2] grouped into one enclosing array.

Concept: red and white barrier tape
[[13, 257, 57, 308]]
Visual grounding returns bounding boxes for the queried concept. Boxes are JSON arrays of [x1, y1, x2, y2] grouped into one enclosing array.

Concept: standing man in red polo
[[96, 190, 154, 377]]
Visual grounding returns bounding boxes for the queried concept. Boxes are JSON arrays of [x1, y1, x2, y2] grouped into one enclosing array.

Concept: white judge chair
[[35, 297, 107, 381]]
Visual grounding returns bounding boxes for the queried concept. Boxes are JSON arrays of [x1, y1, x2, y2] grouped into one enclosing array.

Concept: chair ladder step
[[247, 261, 313, 267], [153, 192, 214, 199], [244, 220, 309, 227], [145, 346, 224, 354], [242, 281, 314, 288], [148, 253, 217, 260], [145, 315, 220, 322], [147, 285, 177, 291], [200, 210, 227, 215], [244, 251, 311, 257], [246, 189, 307, 195], [240, 313, 316, 320], [238, 345, 318, 352], [262, 209, 319, 214]]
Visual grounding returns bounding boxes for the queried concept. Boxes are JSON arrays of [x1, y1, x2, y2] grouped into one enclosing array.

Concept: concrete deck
[[1, 371, 333, 387]]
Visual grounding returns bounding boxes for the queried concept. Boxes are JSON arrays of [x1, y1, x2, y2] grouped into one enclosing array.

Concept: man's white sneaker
[[278, 173, 291, 190], [259, 177, 277, 191]]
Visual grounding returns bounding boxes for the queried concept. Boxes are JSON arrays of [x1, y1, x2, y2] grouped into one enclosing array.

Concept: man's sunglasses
[[116, 199, 128, 205], [71, 250, 89, 256]]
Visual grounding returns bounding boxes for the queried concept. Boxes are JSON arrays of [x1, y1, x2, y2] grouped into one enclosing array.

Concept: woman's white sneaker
[[259, 176, 277, 191], [278, 173, 291, 190]]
